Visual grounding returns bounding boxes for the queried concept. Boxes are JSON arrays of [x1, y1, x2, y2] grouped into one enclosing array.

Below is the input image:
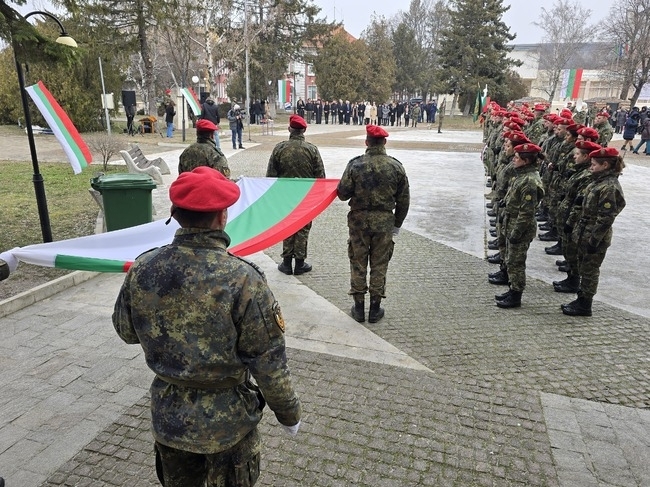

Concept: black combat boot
[[368, 296, 385, 323], [487, 239, 499, 250], [545, 242, 563, 255], [0, 476, 4, 487], [495, 288, 513, 301], [557, 264, 570, 272], [561, 296, 593, 316], [538, 222, 552, 231], [293, 259, 312, 275], [487, 252, 503, 264], [486, 202, 494, 209], [553, 275, 580, 293], [555, 259, 566, 266], [538, 230, 559, 241], [486, 209, 497, 217], [350, 295, 365, 323], [496, 290, 522, 308], [535, 210, 549, 222], [489, 218, 497, 227], [489, 228, 497, 237], [277, 257, 293, 275], [488, 269, 508, 285]]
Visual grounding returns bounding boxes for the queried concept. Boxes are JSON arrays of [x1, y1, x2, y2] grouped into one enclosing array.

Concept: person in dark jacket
[[621, 108, 639, 151], [632, 115, 650, 155], [200, 97, 222, 149]]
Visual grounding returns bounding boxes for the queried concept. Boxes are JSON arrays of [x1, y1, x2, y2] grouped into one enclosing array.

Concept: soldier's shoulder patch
[[525, 194, 533, 201], [272, 301, 285, 333], [603, 202, 612, 209], [135, 247, 160, 261]]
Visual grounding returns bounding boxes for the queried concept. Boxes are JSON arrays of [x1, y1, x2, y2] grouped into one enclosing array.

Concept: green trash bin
[[91, 173, 157, 231]]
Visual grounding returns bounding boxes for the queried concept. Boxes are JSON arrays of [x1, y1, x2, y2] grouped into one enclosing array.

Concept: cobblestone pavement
[[1, 126, 649, 486]]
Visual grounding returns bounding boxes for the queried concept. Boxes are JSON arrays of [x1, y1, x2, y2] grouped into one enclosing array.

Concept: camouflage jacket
[[113, 228, 301, 454], [178, 137, 230, 177], [337, 145, 410, 231], [266, 133, 325, 179], [503, 163, 545, 242], [594, 120, 614, 147], [573, 169, 625, 248], [561, 162, 592, 227], [525, 117, 545, 145]]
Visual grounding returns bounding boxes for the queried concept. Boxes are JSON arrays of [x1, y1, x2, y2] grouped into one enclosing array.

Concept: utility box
[[91, 173, 157, 231]]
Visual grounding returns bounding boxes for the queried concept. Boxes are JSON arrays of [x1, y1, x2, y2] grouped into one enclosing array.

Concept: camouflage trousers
[[561, 231, 579, 278], [504, 239, 533, 292], [576, 244, 608, 299], [154, 427, 261, 487], [281, 222, 311, 260], [347, 228, 394, 298]]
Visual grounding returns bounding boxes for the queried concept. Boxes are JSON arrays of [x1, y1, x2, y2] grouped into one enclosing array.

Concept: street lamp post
[[13, 11, 77, 243]]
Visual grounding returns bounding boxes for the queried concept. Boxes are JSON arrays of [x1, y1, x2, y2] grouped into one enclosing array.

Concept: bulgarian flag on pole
[[181, 87, 202, 116], [25, 81, 92, 174], [0, 177, 340, 275]]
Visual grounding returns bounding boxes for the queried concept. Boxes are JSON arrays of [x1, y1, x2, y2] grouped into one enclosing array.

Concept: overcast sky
[[311, 0, 615, 44]]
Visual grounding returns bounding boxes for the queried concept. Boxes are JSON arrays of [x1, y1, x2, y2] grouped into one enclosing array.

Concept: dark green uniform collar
[[173, 228, 231, 248], [365, 145, 387, 156], [515, 163, 539, 174], [289, 133, 305, 141]]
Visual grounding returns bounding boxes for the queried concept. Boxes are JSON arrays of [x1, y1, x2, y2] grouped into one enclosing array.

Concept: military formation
[[482, 101, 625, 315]]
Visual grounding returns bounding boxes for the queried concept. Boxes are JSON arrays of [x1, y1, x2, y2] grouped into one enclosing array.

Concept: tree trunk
[[136, 0, 156, 116], [619, 72, 634, 101], [629, 75, 648, 107]]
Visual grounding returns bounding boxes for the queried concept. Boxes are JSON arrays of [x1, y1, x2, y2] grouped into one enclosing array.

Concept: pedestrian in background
[[266, 114, 326, 275], [337, 124, 410, 323], [632, 113, 650, 155], [621, 107, 640, 151], [227, 103, 245, 149], [165, 101, 176, 138], [200, 96, 222, 150], [562, 147, 626, 316], [113, 167, 302, 486]]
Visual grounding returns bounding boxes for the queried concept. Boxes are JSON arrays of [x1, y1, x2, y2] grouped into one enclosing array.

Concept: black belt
[[156, 370, 247, 390]]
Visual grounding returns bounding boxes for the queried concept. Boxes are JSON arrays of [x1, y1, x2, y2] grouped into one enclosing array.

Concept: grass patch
[[0, 161, 127, 299]]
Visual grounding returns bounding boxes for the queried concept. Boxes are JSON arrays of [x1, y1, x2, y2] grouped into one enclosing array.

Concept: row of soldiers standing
[[481, 101, 625, 316]]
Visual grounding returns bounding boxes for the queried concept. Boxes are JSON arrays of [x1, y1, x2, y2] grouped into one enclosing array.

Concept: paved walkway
[[1, 124, 649, 486]]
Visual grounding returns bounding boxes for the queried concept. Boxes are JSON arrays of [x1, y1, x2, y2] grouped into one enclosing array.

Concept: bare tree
[[533, 0, 594, 103], [86, 133, 125, 170], [604, 0, 650, 107]]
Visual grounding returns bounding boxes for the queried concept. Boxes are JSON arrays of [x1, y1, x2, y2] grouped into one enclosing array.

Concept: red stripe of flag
[[228, 179, 338, 256], [571, 69, 583, 99]]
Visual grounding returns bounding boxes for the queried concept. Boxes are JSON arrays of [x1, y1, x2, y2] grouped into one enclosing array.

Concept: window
[[308, 85, 317, 100]]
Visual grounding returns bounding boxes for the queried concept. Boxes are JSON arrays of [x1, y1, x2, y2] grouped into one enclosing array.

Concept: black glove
[[508, 233, 522, 244], [564, 224, 573, 235], [586, 242, 599, 254], [575, 195, 584, 205]]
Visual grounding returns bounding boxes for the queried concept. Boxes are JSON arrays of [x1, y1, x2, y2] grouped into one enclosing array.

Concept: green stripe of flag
[[55, 254, 128, 273]]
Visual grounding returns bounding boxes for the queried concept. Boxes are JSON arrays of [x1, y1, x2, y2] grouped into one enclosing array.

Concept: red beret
[[170, 167, 240, 212], [589, 147, 619, 159], [514, 143, 542, 154], [554, 117, 572, 126], [504, 121, 522, 131], [534, 104, 547, 111], [505, 131, 530, 144], [566, 123, 581, 135], [577, 127, 599, 141], [560, 109, 574, 119], [289, 114, 307, 129], [596, 111, 610, 119], [493, 110, 507, 117], [366, 124, 389, 138], [196, 119, 217, 132], [509, 117, 526, 126], [575, 140, 601, 152]]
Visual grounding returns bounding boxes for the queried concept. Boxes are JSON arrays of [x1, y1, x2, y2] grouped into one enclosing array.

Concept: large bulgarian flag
[[560, 68, 584, 99], [181, 87, 202, 117], [25, 81, 93, 174], [0, 177, 339, 275]]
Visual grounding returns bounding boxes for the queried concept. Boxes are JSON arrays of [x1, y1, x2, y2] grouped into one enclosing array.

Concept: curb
[[0, 270, 99, 319]]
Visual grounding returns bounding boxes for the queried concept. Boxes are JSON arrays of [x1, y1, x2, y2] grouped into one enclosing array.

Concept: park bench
[[126, 144, 171, 174], [119, 150, 164, 185]]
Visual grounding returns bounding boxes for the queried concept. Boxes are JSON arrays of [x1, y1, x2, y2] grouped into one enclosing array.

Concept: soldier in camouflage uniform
[[113, 167, 302, 486], [562, 147, 626, 316], [553, 140, 600, 293], [337, 124, 410, 324], [524, 104, 548, 145], [492, 143, 545, 309], [593, 112, 614, 147], [266, 114, 325, 275], [178, 119, 230, 177], [488, 131, 530, 280]]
